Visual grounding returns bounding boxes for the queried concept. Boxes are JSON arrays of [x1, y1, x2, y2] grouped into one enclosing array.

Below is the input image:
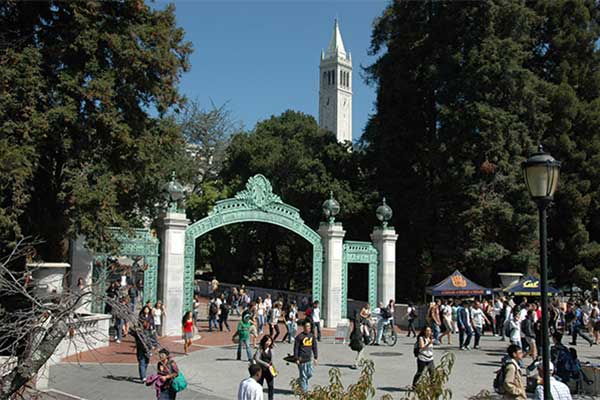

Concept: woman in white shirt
[[152, 300, 166, 337], [257, 297, 266, 335], [509, 308, 521, 347]]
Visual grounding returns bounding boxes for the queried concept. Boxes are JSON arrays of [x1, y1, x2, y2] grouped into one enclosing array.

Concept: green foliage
[[401, 352, 455, 400], [290, 359, 393, 400], [188, 110, 375, 290], [0, 1, 192, 260], [363, 0, 600, 298]]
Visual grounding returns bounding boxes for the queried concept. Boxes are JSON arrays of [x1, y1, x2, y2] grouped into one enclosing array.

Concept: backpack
[[493, 361, 511, 394], [409, 308, 417, 319], [209, 302, 218, 315], [305, 307, 312, 318], [413, 338, 420, 357]]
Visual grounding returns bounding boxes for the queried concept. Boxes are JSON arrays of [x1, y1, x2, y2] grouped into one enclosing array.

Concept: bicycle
[[368, 318, 397, 346]]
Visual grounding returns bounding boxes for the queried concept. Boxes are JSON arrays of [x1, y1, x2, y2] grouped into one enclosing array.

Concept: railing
[[195, 279, 313, 310]]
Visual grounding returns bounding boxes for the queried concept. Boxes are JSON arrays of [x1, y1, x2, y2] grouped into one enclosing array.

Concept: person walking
[[182, 311, 194, 355], [471, 301, 490, 349], [286, 302, 298, 344], [151, 348, 179, 400], [257, 297, 266, 335], [132, 328, 151, 383], [269, 302, 281, 342], [349, 310, 365, 369], [570, 302, 594, 346], [208, 297, 219, 332], [503, 344, 526, 400], [457, 300, 473, 350], [219, 299, 231, 332], [294, 320, 318, 393], [234, 314, 253, 361], [406, 304, 417, 338], [534, 362, 572, 400], [310, 301, 322, 342], [359, 303, 372, 344], [375, 302, 392, 345], [140, 305, 158, 348], [253, 335, 276, 400], [439, 300, 453, 345], [152, 301, 166, 337], [521, 309, 538, 364], [237, 364, 263, 400], [412, 326, 434, 388], [509, 308, 522, 348], [230, 287, 241, 316]]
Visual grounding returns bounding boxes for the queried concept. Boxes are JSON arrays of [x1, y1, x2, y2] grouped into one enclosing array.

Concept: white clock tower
[[319, 19, 352, 144]]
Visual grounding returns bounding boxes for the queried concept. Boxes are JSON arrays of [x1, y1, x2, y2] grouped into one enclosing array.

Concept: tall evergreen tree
[[362, 1, 595, 298], [0, 1, 192, 260]]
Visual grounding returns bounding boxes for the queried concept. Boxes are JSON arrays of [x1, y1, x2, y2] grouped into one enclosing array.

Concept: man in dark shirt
[[294, 320, 318, 392]]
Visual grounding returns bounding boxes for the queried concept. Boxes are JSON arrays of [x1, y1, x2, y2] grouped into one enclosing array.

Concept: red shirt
[[183, 319, 194, 333]]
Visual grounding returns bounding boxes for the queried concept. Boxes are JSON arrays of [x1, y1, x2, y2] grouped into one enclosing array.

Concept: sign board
[[334, 320, 350, 344]]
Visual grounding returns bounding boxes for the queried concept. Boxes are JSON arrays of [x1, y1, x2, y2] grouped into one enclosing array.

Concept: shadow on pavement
[[379, 386, 411, 393], [105, 375, 140, 384]]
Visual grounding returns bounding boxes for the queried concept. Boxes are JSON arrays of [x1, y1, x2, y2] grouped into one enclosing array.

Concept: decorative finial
[[376, 196, 393, 228], [538, 144, 544, 153], [322, 191, 341, 224]]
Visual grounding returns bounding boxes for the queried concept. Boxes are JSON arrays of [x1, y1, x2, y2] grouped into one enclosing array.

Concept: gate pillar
[[371, 226, 398, 304], [159, 210, 189, 336], [318, 222, 345, 328]]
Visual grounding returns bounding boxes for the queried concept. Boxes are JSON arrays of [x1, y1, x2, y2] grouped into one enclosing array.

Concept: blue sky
[[158, 1, 389, 142]]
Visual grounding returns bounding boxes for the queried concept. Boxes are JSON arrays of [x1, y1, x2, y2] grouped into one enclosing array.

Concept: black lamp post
[[521, 145, 561, 400]]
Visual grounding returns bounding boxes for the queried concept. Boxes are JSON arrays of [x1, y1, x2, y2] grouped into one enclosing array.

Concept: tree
[[176, 99, 240, 193], [0, 1, 192, 261], [363, 0, 600, 298], [187, 110, 375, 291]]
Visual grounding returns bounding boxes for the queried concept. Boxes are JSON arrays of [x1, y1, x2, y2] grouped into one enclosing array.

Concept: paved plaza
[[48, 331, 600, 399]]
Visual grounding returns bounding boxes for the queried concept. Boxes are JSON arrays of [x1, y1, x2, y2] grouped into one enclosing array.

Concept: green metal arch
[[183, 175, 323, 313], [342, 240, 378, 318]]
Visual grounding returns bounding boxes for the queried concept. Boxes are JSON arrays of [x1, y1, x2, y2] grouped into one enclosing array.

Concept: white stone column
[[371, 227, 398, 304], [318, 222, 345, 328], [70, 236, 94, 313], [158, 211, 189, 336]]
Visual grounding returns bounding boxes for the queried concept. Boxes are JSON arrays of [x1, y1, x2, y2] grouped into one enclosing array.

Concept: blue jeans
[[432, 322, 441, 343], [376, 319, 385, 344], [209, 316, 218, 331], [287, 322, 297, 343], [237, 338, 252, 361], [137, 353, 149, 380], [258, 315, 265, 332], [297, 361, 313, 392], [114, 318, 124, 341], [459, 326, 472, 348]]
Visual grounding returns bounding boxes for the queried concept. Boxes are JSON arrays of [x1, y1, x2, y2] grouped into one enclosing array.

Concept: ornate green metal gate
[[342, 241, 378, 318], [183, 175, 323, 313], [91, 228, 160, 313]]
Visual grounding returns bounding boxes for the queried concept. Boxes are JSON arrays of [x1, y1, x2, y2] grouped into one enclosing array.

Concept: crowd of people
[[413, 295, 600, 399]]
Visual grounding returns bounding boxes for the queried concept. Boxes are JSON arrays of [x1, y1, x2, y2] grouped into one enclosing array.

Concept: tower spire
[[325, 18, 346, 59]]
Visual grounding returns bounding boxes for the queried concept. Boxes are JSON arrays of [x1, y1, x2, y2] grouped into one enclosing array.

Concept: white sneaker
[[116, 339, 121, 344]]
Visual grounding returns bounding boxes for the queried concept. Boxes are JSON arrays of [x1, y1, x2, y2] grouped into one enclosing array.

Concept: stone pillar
[[318, 222, 345, 328], [371, 227, 398, 304], [158, 211, 189, 336], [69, 235, 94, 313]]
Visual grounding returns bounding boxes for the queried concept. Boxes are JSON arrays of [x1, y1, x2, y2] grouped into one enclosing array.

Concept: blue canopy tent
[[426, 270, 493, 297], [504, 275, 559, 297]]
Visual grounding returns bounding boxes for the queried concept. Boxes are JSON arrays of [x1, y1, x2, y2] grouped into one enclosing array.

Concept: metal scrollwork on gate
[[342, 241, 378, 318]]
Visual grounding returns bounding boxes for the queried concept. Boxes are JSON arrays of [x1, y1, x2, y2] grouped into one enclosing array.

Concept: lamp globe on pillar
[[322, 191, 340, 224], [375, 197, 393, 228], [521, 144, 561, 400], [163, 171, 185, 212]]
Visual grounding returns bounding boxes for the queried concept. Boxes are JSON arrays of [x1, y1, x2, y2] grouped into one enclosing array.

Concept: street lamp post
[[521, 145, 561, 400]]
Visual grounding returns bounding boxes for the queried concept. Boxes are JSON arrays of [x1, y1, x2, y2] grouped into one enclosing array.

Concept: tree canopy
[[363, 0, 600, 298], [0, 1, 192, 260]]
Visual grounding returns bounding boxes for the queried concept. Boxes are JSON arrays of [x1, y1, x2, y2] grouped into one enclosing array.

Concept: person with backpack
[[521, 309, 538, 364], [219, 298, 231, 332], [501, 344, 526, 399], [569, 302, 594, 346], [406, 304, 417, 338], [412, 326, 434, 388], [375, 301, 392, 345]]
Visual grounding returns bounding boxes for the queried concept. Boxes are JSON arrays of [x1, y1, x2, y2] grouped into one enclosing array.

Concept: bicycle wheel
[[386, 325, 397, 346], [368, 325, 376, 345]]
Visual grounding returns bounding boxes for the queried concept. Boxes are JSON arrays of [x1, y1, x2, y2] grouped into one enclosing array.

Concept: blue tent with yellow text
[[427, 270, 492, 297], [503, 275, 559, 296]]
